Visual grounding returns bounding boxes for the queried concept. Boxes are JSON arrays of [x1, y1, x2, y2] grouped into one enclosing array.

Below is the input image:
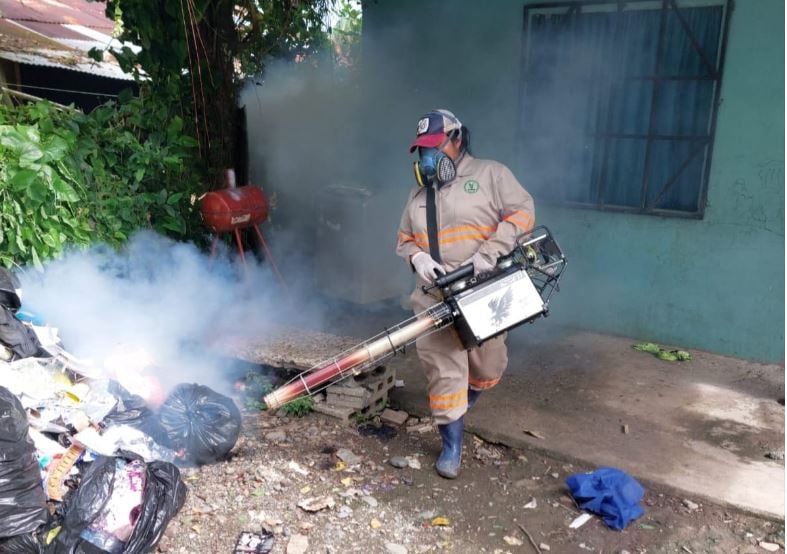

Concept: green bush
[[0, 93, 203, 268]]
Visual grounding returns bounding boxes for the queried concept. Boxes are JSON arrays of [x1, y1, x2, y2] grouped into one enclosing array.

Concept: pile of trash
[[0, 269, 242, 553]]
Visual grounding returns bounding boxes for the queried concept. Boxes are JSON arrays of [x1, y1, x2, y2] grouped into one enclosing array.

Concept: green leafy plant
[[0, 95, 203, 268], [280, 396, 314, 417], [243, 371, 274, 411], [352, 410, 374, 426]]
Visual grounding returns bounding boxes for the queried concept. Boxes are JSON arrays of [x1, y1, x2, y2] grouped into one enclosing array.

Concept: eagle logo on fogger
[[488, 289, 513, 329], [417, 117, 430, 135]]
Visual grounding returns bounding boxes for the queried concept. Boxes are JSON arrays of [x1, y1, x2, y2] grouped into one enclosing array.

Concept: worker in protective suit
[[396, 109, 535, 478]]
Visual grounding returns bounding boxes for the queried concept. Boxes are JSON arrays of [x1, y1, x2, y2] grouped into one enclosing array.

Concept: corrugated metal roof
[[0, 49, 132, 80], [19, 20, 90, 39], [0, 17, 132, 80], [0, 1, 135, 80], [0, 17, 67, 51], [0, 0, 113, 30]]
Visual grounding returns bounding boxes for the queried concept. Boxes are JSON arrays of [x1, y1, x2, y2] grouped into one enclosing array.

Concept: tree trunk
[[191, 0, 238, 187]]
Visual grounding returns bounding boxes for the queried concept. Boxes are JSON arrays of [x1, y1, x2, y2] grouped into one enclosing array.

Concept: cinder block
[[326, 383, 368, 398], [326, 391, 369, 409], [317, 365, 396, 422], [313, 402, 356, 422], [380, 408, 409, 426]]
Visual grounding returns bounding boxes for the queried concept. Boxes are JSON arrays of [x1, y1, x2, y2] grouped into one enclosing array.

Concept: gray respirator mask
[[413, 133, 458, 188]]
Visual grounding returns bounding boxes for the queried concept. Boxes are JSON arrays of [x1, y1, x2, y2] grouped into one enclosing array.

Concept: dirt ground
[[157, 402, 784, 554]]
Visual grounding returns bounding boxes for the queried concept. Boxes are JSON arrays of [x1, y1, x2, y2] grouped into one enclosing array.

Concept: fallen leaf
[[633, 342, 660, 354], [297, 496, 335, 512], [657, 350, 679, 362], [370, 518, 382, 529], [334, 461, 347, 472], [504, 536, 523, 546], [431, 516, 451, 527], [46, 527, 61, 545], [299, 485, 311, 494], [340, 477, 352, 487], [524, 497, 537, 509]]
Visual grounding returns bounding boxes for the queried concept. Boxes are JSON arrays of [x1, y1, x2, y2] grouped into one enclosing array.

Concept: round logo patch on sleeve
[[464, 180, 480, 194]]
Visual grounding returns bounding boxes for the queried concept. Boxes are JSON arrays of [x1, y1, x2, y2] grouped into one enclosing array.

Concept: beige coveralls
[[396, 154, 535, 424]]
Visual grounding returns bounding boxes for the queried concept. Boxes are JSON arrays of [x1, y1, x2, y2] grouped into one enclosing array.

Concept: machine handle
[[434, 263, 474, 288], [422, 262, 474, 294]]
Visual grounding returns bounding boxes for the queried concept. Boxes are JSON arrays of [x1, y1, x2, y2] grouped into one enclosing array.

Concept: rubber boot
[[468, 388, 482, 409], [436, 418, 464, 479]]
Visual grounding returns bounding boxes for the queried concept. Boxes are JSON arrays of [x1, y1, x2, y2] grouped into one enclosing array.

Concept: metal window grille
[[517, 0, 732, 218]]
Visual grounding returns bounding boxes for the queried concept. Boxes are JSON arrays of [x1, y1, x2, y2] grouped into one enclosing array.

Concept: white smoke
[[18, 231, 316, 394]]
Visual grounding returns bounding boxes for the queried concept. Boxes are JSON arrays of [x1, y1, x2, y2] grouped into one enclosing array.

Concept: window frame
[[517, 0, 733, 219]]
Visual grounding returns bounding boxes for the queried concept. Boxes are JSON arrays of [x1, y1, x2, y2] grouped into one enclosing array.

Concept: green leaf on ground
[[633, 342, 660, 354], [634, 342, 692, 362]]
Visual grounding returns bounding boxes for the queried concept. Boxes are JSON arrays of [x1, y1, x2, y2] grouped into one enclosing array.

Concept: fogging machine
[[264, 226, 566, 409]]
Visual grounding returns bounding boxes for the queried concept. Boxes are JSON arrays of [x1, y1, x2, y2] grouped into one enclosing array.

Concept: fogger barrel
[[263, 304, 453, 410]]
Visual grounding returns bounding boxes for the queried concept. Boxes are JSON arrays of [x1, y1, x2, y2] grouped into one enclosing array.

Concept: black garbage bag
[[55, 456, 120, 550], [158, 383, 241, 465], [123, 460, 187, 554], [0, 387, 47, 539], [0, 531, 43, 553], [52, 454, 186, 554], [0, 307, 45, 360], [0, 268, 22, 313], [103, 382, 170, 448]]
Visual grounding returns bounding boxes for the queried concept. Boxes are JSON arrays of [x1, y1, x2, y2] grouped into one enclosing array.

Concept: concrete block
[[326, 392, 369, 409], [313, 402, 355, 422], [380, 409, 409, 426]]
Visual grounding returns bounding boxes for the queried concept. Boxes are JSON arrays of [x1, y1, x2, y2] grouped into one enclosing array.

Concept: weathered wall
[[362, 0, 784, 361]]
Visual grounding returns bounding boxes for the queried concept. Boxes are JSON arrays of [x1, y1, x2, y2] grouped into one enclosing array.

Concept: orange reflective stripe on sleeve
[[398, 231, 415, 243], [503, 210, 534, 231], [412, 224, 497, 241], [413, 225, 497, 249], [439, 224, 497, 236], [436, 233, 489, 246]]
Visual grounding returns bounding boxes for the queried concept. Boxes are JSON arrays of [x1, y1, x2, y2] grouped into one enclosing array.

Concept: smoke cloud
[[239, 52, 415, 305], [19, 231, 321, 395]]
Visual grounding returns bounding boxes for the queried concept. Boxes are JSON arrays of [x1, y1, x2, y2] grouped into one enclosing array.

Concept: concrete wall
[[362, 0, 784, 361]]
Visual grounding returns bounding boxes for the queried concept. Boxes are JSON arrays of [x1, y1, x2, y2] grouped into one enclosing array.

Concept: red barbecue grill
[[200, 169, 284, 285]]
